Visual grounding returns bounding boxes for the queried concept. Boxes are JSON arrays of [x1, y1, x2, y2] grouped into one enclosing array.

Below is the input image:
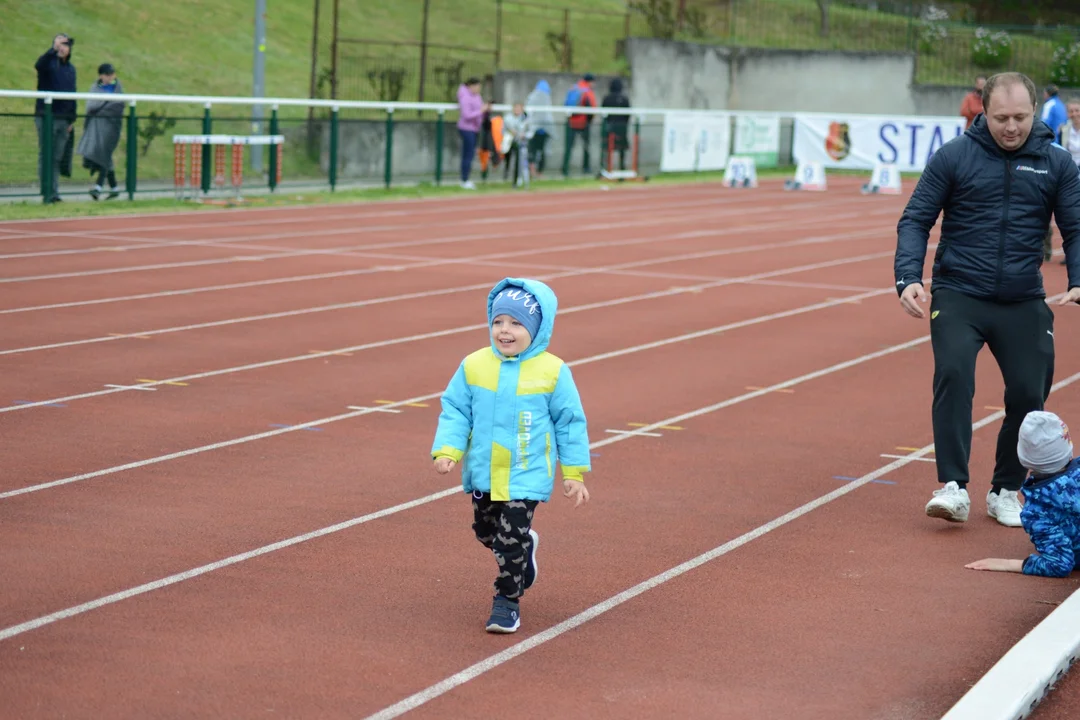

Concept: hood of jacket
[[486, 277, 558, 362]]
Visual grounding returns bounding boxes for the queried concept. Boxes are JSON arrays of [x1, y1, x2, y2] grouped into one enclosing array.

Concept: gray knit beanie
[[1017, 411, 1074, 476]]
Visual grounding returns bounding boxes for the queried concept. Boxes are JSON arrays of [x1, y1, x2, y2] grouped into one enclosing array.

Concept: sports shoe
[[485, 595, 520, 634], [523, 529, 539, 590], [925, 481, 970, 523], [987, 489, 1023, 527]]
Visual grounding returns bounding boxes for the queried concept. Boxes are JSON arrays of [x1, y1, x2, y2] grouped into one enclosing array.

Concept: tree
[[816, 0, 830, 38]]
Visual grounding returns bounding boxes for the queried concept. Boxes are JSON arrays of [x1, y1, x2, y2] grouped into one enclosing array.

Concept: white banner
[[733, 115, 780, 168], [792, 113, 966, 172], [660, 112, 731, 172]]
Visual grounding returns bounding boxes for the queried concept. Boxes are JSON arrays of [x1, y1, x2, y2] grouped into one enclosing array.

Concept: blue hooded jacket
[[431, 278, 591, 502], [1020, 457, 1080, 577]]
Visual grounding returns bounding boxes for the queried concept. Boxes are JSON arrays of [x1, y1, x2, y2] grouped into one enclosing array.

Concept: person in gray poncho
[[76, 63, 124, 200]]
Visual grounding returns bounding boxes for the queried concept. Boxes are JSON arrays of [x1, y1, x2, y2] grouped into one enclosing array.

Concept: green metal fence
[[3, 89, 800, 203]]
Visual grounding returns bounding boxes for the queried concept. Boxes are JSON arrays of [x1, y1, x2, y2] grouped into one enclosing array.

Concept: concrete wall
[[626, 37, 918, 114], [912, 84, 972, 117], [311, 39, 1002, 183], [623, 39, 730, 111]]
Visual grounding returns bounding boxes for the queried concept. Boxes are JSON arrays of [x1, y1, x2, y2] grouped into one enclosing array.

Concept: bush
[[971, 27, 1013, 69], [918, 5, 949, 55], [1051, 42, 1080, 86]]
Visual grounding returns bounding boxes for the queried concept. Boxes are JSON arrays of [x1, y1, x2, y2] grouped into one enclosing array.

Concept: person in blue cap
[[431, 278, 592, 634]]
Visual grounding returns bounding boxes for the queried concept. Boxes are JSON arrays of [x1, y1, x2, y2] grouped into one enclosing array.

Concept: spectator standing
[[76, 63, 125, 200], [457, 77, 487, 190], [562, 73, 596, 176], [501, 102, 533, 187], [601, 78, 631, 171], [1059, 97, 1080, 168], [35, 33, 77, 204], [1041, 84, 1068, 143], [960, 75, 986, 129], [524, 80, 554, 177]]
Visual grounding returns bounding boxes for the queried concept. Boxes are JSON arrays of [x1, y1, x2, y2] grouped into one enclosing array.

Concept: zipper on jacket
[[995, 156, 1011, 298]]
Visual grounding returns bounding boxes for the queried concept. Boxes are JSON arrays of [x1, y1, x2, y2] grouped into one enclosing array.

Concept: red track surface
[[3, 177, 1080, 719]]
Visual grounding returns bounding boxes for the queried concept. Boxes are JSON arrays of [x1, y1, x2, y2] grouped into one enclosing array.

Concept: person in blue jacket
[[966, 411, 1080, 577], [431, 277, 591, 633], [1041, 84, 1068, 144], [894, 71, 1080, 530]]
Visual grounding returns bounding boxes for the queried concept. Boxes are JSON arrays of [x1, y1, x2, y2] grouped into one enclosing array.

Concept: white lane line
[[0, 324, 954, 643], [4, 187, 856, 259], [362, 361, 1080, 720], [0, 194, 752, 259], [102, 384, 156, 392], [880, 453, 935, 462], [603, 429, 664, 438], [0, 178, 754, 230], [0, 210, 891, 315], [0, 232, 891, 357], [0, 249, 317, 284], [1, 283, 906, 496], [26, 183, 735, 239], [0, 198, 895, 285], [347, 405, 402, 414], [0, 249, 900, 409], [0, 486, 465, 642]]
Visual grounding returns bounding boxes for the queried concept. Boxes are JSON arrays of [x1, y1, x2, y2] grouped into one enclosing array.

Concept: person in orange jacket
[[960, 75, 986, 129]]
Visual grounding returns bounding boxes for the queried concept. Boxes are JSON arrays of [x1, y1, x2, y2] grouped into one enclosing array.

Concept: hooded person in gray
[[76, 63, 125, 200], [524, 80, 554, 175]]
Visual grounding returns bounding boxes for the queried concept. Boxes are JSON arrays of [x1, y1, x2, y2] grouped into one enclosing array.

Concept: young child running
[[431, 278, 592, 633], [966, 410, 1080, 577]]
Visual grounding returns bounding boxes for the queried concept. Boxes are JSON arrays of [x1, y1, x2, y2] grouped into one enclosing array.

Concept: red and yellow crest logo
[[825, 121, 851, 161]]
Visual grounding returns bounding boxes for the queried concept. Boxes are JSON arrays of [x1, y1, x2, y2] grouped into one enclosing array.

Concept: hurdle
[[599, 129, 643, 182], [172, 134, 284, 201]]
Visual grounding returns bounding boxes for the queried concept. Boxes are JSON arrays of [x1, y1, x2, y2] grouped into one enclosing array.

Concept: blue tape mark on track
[[834, 474, 896, 486], [14, 399, 66, 408]]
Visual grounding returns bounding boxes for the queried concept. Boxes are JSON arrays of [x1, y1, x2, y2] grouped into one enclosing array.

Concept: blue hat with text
[[490, 284, 542, 339]]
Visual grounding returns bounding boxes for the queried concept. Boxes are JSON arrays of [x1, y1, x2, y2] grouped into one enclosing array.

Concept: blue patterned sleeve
[[1022, 511, 1075, 578]]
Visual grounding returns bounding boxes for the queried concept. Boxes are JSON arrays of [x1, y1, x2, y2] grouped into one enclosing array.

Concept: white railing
[[0, 88, 794, 120]]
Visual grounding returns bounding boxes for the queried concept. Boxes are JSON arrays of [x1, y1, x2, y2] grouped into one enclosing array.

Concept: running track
[[2, 178, 1080, 719]]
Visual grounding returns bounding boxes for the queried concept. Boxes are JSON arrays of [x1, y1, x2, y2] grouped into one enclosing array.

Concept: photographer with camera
[[35, 33, 77, 204]]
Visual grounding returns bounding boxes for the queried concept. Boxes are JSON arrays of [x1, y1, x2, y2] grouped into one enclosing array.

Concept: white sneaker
[[461, 180, 476, 190], [987, 489, 1023, 527], [925, 481, 970, 522]]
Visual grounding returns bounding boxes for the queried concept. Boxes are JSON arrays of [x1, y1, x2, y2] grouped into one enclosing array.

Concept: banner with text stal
[[792, 113, 966, 173]]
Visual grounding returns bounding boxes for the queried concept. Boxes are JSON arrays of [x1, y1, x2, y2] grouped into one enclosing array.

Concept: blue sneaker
[[485, 595, 521, 633], [523, 529, 539, 590]]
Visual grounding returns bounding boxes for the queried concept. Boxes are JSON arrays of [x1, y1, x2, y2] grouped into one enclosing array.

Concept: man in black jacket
[[601, 78, 631, 171], [35, 33, 77, 204], [894, 71, 1080, 528]]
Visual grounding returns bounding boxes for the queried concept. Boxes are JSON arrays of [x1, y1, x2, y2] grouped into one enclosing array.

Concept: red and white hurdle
[[172, 134, 284, 201]]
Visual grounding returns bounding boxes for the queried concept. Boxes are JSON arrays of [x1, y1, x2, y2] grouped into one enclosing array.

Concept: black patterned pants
[[471, 492, 538, 600]]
